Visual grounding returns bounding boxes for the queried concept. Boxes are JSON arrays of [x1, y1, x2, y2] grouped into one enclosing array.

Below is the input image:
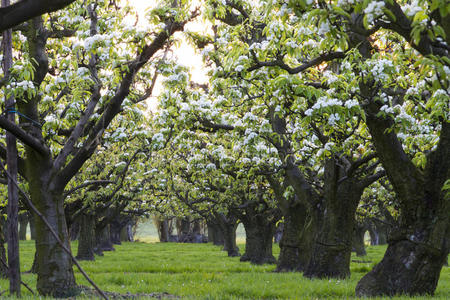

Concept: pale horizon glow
[[128, 0, 210, 111]]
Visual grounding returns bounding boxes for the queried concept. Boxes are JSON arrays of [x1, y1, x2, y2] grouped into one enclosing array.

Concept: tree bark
[[305, 158, 365, 279], [0, 218, 7, 278], [158, 219, 170, 242], [276, 202, 315, 272], [240, 214, 277, 264], [33, 188, 77, 296], [207, 222, 224, 246], [353, 222, 367, 257], [76, 214, 95, 261], [0, 0, 76, 31], [222, 222, 240, 257], [69, 220, 80, 241], [119, 223, 134, 242], [355, 79, 450, 296], [3, 0, 21, 292], [215, 213, 240, 257], [109, 221, 123, 245], [18, 213, 28, 240], [95, 224, 114, 253]]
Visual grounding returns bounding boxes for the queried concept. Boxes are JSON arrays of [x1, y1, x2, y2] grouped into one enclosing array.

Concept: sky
[[128, 0, 210, 109]]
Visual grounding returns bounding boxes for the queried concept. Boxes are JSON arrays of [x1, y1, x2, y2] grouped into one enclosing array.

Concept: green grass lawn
[[0, 239, 449, 299]]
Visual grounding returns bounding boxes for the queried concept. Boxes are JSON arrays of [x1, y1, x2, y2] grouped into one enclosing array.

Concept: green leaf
[[382, 7, 397, 22], [333, 6, 351, 19]]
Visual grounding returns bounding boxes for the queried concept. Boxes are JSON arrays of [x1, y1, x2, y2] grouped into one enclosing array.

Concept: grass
[[1, 222, 449, 299]]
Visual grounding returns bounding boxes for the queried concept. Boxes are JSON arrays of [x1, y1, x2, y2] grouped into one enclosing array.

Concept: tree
[[0, 1, 194, 296], [281, 0, 449, 295]]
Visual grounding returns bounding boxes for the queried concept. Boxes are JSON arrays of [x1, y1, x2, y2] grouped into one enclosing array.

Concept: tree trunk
[[214, 214, 240, 257], [276, 202, 314, 272], [369, 219, 389, 245], [76, 214, 95, 261], [192, 220, 201, 235], [0, 219, 7, 278], [158, 219, 170, 242], [33, 189, 77, 297], [240, 214, 277, 264], [29, 213, 36, 240], [207, 222, 224, 246], [120, 223, 134, 242], [273, 222, 283, 244], [69, 220, 80, 241], [95, 224, 114, 253], [18, 213, 28, 240], [30, 252, 38, 274], [3, 2, 21, 293], [305, 159, 364, 279], [109, 221, 123, 245], [353, 222, 367, 257], [222, 222, 240, 257], [356, 232, 449, 296]]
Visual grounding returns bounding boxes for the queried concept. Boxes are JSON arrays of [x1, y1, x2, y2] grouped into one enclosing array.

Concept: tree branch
[[248, 51, 346, 74], [56, 15, 192, 188], [0, 0, 76, 31], [0, 115, 49, 156]]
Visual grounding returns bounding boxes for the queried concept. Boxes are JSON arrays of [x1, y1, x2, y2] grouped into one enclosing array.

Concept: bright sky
[[129, 0, 210, 109]]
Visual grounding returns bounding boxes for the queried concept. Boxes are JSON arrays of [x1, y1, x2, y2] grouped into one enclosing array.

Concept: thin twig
[[0, 160, 109, 300]]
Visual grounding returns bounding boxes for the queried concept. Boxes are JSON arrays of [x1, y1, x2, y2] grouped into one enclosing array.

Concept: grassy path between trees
[[0, 241, 448, 299]]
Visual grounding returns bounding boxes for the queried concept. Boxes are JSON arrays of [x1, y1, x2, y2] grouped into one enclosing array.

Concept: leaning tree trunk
[[305, 161, 364, 279], [240, 213, 277, 265], [276, 202, 315, 272], [76, 214, 95, 261]]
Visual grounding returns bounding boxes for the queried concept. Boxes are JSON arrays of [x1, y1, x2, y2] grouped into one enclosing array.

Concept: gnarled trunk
[[276, 203, 315, 272], [305, 159, 364, 279], [356, 227, 449, 296], [76, 214, 95, 261], [33, 188, 77, 297], [240, 212, 277, 265]]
